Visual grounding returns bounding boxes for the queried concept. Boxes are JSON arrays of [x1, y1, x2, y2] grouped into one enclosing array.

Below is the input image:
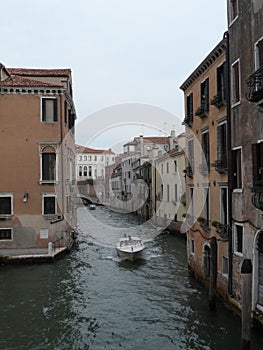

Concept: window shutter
[[205, 79, 209, 112], [53, 98, 58, 122], [42, 99, 46, 122], [217, 126, 222, 162]]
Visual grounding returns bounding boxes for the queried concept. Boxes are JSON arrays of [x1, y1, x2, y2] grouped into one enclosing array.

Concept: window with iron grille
[[217, 62, 227, 102], [201, 130, 210, 167], [0, 228, 12, 240]]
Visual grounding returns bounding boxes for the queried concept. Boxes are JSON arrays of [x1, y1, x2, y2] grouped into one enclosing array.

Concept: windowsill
[[39, 180, 59, 185], [41, 121, 58, 124], [229, 16, 239, 27], [0, 215, 13, 219], [234, 251, 243, 257], [231, 101, 241, 109], [233, 188, 243, 193]]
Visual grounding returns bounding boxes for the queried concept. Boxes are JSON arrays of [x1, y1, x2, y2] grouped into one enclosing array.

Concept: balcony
[[212, 159, 228, 173], [210, 92, 226, 109], [183, 114, 193, 127], [195, 104, 208, 118], [251, 188, 263, 211], [246, 66, 263, 103]]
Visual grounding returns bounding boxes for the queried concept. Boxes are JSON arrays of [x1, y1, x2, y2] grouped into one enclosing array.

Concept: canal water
[[0, 205, 262, 350]]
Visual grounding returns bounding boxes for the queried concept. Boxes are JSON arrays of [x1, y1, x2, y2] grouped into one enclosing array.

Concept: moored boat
[[116, 235, 145, 262]]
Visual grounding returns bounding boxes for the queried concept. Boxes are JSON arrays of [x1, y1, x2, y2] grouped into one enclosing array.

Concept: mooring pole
[[240, 258, 253, 350], [209, 236, 217, 311]]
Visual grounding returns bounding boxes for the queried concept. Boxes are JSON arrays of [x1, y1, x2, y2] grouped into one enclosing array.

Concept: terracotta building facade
[[0, 64, 77, 251], [180, 35, 229, 300]]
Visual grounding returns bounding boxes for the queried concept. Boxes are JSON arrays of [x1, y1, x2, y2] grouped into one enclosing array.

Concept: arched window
[[79, 166, 82, 177], [40, 145, 57, 183], [83, 166, 87, 177]]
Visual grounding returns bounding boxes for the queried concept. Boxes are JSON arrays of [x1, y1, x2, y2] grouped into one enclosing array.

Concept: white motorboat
[[116, 235, 145, 262], [89, 204, 96, 210]]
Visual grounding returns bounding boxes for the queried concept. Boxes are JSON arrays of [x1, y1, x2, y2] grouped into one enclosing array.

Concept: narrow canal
[[0, 205, 262, 350]]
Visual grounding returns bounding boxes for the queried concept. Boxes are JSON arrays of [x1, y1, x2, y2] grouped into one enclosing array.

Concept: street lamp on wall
[[23, 192, 29, 203]]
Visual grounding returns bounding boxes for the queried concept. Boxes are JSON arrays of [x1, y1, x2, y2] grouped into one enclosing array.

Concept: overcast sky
[[1, 0, 227, 151]]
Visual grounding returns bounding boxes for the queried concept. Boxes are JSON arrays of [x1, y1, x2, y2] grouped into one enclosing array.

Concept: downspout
[[60, 94, 65, 220], [225, 31, 233, 296]]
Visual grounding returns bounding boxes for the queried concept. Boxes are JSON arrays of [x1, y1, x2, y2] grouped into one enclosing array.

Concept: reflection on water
[[0, 205, 262, 350]]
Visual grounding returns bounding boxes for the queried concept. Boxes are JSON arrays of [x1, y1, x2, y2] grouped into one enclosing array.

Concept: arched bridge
[[77, 194, 101, 205]]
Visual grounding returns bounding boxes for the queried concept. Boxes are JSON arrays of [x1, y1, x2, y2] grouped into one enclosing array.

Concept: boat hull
[[116, 236, 145, 262], [116, 248, 144, 262]]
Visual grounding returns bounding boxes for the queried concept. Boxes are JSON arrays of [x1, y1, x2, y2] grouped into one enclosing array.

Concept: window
[[222, 256, 229, 276], [79, 166, 82, 177], [174, 160, 177, 172], [220, 187, 228, 226], [186, 92, 193, 125], [189, 187, 194, 217], [88, 156, 92, 161], [255, 37, 263, 69], [201, 130, 210, 167], [252, 141, 263, 187], [161, 184, 163, 201], [217, 122, 227, 170], [161, 164, 164, 175], [79, 156, 82, 161], [201, 78, 209, 113], [43, 195, 57, 215], [229, 0, 238, 23], [216, 61, 227, 103], [84, 156, 87, 161], [166, 162, 169, 174], [188, 139, 194, 175], [174, 184, 178, 202], [0, 228, 12, 240], [94, 156, 97, 161], [83, 166, 87, 177], [234, 223, 243, 255], [203, 187, 210, 225], [64, 101, 68, 124], [41, 98, 57, 122], [0, 194, 12, 216], [167, 184, 170, 202], [88, 166, 92, 177], [66, 195, 72, 213], [42, 152, 56, 182], [231, 60, 240, 105], [190, 238, 195, 255], [232, 148, 242, 189]]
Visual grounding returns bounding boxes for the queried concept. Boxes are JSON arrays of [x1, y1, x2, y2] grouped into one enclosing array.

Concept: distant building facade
[[0, 64, 77, 251]]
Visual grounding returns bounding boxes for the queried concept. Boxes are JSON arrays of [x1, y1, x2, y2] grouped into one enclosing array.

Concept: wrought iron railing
[[246, 65, 263, 102]]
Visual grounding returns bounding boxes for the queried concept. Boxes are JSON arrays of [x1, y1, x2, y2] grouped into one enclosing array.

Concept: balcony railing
[[212, 159, 228, 173], [183, 114, 193, 127], [195, 103, 208, 118], [246, 65, 263, 103]]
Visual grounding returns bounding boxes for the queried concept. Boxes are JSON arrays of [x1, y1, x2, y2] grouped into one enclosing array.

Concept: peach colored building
[[0, 64, 77, 254], [180, 35, 229, 299]]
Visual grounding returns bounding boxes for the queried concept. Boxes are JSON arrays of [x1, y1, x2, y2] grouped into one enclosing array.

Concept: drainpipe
[[60, 94, 65, 220], [225, 31, 233, 296]]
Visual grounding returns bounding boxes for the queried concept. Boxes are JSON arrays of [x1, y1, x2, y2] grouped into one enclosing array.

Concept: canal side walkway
[[0, 247, 68, 264]]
